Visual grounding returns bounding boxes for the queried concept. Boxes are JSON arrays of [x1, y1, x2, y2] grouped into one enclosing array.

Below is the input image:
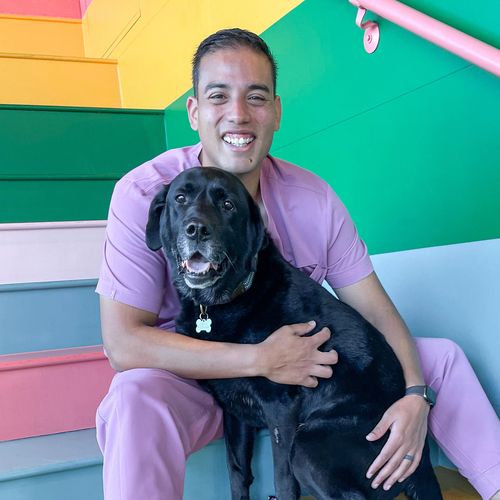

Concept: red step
[[0, 346, 115, 441]]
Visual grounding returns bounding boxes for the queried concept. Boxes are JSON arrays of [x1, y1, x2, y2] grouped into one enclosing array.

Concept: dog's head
[[146, 167, 266, 305]]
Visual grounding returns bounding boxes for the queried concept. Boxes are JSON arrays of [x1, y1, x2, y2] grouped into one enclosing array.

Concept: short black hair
[[192, 28, 278, 96]]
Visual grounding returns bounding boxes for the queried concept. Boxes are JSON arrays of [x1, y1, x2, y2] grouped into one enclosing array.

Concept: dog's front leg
[[269, 423, 301, 500], [223, 412, 256, 500]]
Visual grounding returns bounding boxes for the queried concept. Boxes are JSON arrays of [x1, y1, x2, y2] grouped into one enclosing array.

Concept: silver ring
[[403, 454, 414, 462]]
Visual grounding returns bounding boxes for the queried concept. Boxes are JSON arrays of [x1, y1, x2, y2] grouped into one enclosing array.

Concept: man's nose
[[228, 98, 251, 123], [185, 220, 211, 240]]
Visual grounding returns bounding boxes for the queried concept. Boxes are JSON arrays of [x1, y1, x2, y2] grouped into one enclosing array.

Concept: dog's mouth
[[179, 251, 225, 289]]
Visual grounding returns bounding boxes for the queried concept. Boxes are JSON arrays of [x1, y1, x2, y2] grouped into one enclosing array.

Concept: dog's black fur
[[146, 167, 442, 500]]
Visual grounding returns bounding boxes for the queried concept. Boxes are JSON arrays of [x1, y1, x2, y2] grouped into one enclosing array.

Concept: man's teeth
[[223, 135, 254, 147]]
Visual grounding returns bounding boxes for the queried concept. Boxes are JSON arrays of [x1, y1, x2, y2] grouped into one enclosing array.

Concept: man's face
[[187, 47, 281, 181]]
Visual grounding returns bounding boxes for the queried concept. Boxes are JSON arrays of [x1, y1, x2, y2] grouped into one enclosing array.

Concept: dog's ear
[[247, 195, 268, 272], [145, 184, 170, 251]]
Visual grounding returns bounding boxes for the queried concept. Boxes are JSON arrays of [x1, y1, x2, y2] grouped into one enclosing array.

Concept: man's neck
[[197, 150, 261, 198], [238, 169, 261, 199]]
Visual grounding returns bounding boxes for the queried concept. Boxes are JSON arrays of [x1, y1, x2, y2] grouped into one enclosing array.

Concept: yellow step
[[0, 52, 121, 107], [0, 14, 84, 58]]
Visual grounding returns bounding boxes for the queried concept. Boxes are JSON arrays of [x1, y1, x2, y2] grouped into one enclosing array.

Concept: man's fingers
[[310, 364, 333, 379], [366, 417, 394, 478], [371, 451, 410, 489], [291, 320, 317, 335], [366, 414, 391, 442], [318, 349, 338, 365], [302, 376, 319, 388], [397, 452, 421, 483], [310, 326, 331, 344]]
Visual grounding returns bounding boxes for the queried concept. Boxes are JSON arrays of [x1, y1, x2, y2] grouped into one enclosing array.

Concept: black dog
[[146, 167, 442, 500]]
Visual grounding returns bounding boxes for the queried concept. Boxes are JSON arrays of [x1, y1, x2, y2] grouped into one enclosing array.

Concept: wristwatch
[[405, 385, 436, 408]]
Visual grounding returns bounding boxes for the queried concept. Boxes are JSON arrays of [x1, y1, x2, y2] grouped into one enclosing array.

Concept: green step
[[0, 105, 166, 223]]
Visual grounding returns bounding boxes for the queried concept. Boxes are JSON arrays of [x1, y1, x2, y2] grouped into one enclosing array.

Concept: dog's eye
[[175, 194, 186, 204], [223, 200, 234, 211]]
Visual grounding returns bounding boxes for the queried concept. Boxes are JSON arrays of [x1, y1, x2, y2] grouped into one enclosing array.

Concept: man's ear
[[145, 184, 170, 251], [186, 95, 199, 131], [273, 95, 282, 132]]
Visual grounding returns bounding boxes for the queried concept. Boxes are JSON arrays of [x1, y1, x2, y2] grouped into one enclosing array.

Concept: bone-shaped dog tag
[[196, 317, 212, 333]]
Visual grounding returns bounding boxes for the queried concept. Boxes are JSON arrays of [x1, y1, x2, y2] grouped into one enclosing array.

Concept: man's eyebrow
[[203, 83, 272, 93], [248, 83, 271, 93], [204, 83, 229, 93]]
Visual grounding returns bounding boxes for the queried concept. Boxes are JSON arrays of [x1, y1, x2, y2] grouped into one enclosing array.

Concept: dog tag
[[196, 317, 212, 333], [196, 305, 212, 333]]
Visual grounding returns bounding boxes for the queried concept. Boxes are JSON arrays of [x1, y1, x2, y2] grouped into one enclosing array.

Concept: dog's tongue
[[185, 255, 211, 273]]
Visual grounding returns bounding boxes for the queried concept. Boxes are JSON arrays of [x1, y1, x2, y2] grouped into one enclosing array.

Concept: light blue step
[[371, 238, 500, 414], [0, 280, 101, 355], [0, 430, 103, 500], [0, 429, 275, 500]]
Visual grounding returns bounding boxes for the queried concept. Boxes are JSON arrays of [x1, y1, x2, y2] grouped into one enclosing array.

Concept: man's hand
[[257, 321, 338, 387], [366, 395, 430, 491]]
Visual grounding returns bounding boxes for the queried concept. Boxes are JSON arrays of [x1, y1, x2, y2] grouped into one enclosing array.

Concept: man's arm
[[335, 271, 424, 387], [334, 271, 429, 491], [100, 296, 337, 387]]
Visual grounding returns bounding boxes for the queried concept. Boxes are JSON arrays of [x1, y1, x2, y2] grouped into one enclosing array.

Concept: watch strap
[[405, 385, 436, 407]]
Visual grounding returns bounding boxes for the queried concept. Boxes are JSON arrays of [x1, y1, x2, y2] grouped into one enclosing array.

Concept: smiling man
[[187, 42, 281, 196], [95, 29, 500, 500]]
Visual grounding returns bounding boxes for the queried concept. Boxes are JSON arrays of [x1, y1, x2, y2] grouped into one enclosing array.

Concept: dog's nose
[[185, 221, 210, 240]]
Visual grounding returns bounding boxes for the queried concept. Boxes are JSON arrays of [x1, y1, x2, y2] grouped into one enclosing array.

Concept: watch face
[[425, 386, 437, 406]]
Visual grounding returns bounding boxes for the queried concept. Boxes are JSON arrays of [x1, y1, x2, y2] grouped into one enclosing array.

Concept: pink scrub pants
[[96, 338, 500, 500]]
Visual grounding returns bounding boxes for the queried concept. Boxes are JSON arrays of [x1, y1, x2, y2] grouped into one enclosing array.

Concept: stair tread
[[0, 345, 106, 369], [0, 51, 117, 64], [0, 429, 102, 481]]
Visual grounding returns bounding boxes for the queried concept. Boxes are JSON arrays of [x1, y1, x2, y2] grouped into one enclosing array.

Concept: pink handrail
[[349, 0, 500, 77]]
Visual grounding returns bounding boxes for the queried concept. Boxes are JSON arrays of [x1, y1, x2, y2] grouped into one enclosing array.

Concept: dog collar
[[229, 270, 255, 302], [195, 270, 256, 333]]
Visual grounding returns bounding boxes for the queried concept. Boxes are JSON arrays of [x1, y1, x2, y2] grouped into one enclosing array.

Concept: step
[[0, 222, 105, 285], [0, 346, 115, 441], [0, 280, 101, 355], [0, 429, 104, 500], [0, 15, 84, 57], [0, 428, 276, 500], [0, 104, 166, 223], [372, 238, 500, 414], [0, 53, 120, 107], [0, 3, 82, 19], [0, 429, 473, 500]]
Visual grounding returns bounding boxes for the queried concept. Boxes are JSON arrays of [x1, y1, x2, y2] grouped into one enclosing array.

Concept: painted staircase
[[0, 14, 169, 496]]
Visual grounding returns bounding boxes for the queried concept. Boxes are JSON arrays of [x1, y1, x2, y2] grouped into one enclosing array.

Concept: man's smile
[[222, 133, 256, 148]]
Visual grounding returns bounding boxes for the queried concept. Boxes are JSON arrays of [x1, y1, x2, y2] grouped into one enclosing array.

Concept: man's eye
[[223, 200, 234, 211], [175, 194, 186, 204], [208, 94, 226, 101], [249, 95, 266, 103]]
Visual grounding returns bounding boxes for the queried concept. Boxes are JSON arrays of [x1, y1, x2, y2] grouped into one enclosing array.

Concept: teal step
[[0, 430, 103, 500], [0, 429, 276, 500], [0, 280, 100, 355]]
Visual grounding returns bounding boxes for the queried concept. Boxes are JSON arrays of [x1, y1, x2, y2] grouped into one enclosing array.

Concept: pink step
[[0, 345, 115, 441]]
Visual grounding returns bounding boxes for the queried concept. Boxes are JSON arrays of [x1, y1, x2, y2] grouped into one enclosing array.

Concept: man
[[96, 28, 500, 500]]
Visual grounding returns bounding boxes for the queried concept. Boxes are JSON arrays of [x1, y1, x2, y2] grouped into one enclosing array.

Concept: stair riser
[[0, 281, 101, 354], [0, 222, 105, 285], [1, 355, 114, 441], [0, 55, 120, 107], [0, 464, 104, 500]]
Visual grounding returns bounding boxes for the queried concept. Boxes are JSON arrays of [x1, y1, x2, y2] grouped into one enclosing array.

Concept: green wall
[[0, 105, 166, 222], [164, 0, 500, 255]]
